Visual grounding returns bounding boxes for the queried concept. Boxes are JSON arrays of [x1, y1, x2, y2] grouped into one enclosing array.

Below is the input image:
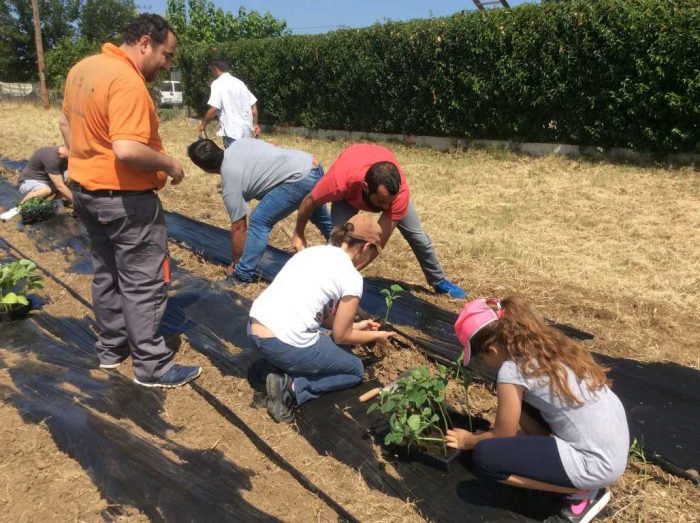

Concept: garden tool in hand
[[359, 369, 413, 402], [196, 123, 208, 141]]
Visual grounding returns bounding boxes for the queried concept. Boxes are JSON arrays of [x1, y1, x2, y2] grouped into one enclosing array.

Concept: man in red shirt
[[292, 144, 466, 299]]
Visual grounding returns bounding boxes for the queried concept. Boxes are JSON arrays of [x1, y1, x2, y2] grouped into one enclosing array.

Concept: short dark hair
[[208, 59, 230, 73], [365, 161, 400, 195], [123, 14, 174, 46], [187, 139, 224, 172]]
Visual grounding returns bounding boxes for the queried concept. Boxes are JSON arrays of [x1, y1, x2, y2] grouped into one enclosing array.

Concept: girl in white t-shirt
[[249, 215, 395, 423], [446, 297, 629, 523]]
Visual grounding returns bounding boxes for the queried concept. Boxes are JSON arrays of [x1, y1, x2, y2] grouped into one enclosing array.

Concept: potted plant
[[18, 197, 56, 224], [367, 364, 461, 471], [0, 259, 42, 322]]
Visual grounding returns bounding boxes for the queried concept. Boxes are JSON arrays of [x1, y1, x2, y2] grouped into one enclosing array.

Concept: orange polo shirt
[[62, 43, 168, 191]]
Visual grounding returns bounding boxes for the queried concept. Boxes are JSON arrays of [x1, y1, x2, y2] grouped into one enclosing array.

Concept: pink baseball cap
[[454, 297, 504, 365]]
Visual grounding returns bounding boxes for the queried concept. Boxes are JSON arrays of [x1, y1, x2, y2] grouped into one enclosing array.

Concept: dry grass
[[1, 101, 699, 521]]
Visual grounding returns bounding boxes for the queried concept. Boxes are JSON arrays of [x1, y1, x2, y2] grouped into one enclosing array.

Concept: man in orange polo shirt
[[60, 14, 201, 388], [292, 144, 467, 299]]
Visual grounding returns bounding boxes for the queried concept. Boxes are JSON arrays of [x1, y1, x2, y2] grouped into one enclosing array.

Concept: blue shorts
[[472, 435, 575, 488]]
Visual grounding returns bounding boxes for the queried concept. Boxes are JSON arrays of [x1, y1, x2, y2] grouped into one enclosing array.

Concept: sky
[[141, 1, 538, 35]]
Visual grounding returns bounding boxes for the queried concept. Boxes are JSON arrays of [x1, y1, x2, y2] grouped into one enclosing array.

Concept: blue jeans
[[249, 334, 364, 405], [235, 166, 332, 281]]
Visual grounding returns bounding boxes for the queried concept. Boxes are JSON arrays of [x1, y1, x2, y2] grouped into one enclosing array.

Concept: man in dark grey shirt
[[187, 138, 332, 283], [18, 146, 73, 204]]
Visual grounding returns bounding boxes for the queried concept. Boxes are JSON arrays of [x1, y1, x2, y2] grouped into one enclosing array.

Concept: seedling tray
[[0, 302, 31, 322], [382, 435, 462, 472], [373, 411, 484, 473]]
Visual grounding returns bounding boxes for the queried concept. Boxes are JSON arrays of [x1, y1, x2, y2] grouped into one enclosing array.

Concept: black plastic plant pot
[[0, 302, 31, 322], [372, 411, 488, 472], [20, 211, 54, 225], [384, 436, 462, 472]]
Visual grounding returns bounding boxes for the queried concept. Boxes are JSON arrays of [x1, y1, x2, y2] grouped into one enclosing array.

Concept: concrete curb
[[261, 125, 699, 167]]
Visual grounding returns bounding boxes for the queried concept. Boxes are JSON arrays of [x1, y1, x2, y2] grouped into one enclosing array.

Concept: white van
[[159, 80, 183, 106]]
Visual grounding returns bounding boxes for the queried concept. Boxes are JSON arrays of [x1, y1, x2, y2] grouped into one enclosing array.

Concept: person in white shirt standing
[[198, 59, 260, 148]]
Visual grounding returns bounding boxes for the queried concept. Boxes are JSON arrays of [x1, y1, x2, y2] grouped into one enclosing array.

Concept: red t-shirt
[[311, 144, 410, 221]]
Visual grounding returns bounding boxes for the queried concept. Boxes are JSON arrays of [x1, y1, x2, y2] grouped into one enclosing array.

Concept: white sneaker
[[1, 207, 19, 221]]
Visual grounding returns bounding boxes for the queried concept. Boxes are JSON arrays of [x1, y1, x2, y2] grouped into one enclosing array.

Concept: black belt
[[77, 186, 154, 197]]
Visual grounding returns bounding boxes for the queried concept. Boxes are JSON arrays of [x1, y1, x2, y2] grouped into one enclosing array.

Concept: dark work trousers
[[73, 190, 173, 381], [330, 199, 446, 285]]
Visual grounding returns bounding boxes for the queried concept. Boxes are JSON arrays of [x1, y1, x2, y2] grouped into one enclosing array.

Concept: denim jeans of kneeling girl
[[250, 334, 364, 405]]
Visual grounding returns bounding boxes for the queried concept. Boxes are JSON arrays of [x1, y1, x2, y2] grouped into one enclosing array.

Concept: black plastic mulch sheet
[[0, 250, 550, 521], [2, 173, 699, 476], [0, 173, 19, 210], [165, 210, 700, 477], [0, 313, 280, 522], [0, 158, 28, 171]]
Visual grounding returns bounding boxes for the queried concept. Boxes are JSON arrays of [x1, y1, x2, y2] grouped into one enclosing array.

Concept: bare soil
[[0, 102, 698, 522]]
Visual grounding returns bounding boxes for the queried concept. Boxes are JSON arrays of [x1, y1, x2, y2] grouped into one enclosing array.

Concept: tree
[[79, 0, 136, 43], [0, 0, 136, 82], [44, 36, 99, 88], [165, 0, 288, 46], [0, 0, 79, 81]]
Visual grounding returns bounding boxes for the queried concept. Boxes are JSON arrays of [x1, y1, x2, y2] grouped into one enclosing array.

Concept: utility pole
[[30, 0, 50, 109]]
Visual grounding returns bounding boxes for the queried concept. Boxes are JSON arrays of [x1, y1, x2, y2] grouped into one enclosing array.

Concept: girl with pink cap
[[448, 297, 629, 523]]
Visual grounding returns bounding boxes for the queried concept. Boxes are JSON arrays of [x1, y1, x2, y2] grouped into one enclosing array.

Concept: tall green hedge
[[179, 0, 700, 153]]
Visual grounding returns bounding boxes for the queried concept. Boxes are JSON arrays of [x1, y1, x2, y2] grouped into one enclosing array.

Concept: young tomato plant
[[380, 283, 404, 323], [0, 259, 43, 313], [454, 353, 475, 431], [368, 365, 453, 455]]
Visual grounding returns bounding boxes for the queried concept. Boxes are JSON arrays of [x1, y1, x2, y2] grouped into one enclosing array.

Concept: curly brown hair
[[470, 296, 609, 405]]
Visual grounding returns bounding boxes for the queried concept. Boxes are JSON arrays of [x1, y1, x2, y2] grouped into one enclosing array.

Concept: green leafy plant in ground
[[380, 283, 404, 323], [368, 365, 453, 456], [454, 353, 476, 432], [0, 259, 43, 313], [18, 198, 55, 224], [629, 437, 648, 472]]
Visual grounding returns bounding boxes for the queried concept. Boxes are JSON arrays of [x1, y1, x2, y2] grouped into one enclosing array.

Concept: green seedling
[[380, 283, 404, 323], [629, 437, 647, 467], [368, 365, 453, 456], [18, 197, 55, 224], [0, 259, 43, 313], [453, 353, 475, 432]]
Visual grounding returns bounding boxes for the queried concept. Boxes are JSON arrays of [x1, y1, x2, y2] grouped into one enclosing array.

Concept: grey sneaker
[[265, 372, 296, 423], [134, 364, 202, 388]]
